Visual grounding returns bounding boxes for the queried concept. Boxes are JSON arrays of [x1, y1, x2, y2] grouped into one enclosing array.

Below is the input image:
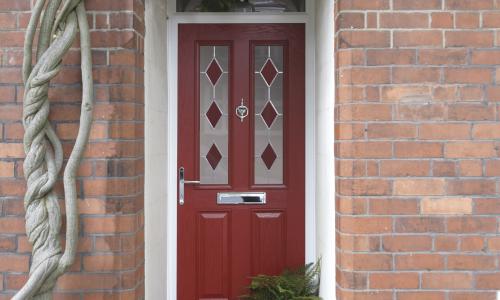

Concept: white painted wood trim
[[144, 0, 334, 298], [315, 1, 336, 299]]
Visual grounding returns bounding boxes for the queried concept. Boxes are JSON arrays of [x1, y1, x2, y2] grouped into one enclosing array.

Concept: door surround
[[144, 1, 335, 299]]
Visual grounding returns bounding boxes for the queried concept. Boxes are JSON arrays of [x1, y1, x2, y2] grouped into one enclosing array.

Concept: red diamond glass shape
[[260, 59, 278, 86], [261, 144, 277, 170], [206, 59, 223, 85], [206, 101, 222, 127], [206, 144, 222, 170], [261, 101, 278, 128]]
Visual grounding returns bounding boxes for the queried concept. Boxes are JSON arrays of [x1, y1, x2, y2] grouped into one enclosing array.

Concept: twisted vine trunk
[[14, 0, 93, 299]]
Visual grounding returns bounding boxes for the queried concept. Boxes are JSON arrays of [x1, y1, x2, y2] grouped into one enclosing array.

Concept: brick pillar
[[336, 0, 500, 299], [0, 0, 145, 298]]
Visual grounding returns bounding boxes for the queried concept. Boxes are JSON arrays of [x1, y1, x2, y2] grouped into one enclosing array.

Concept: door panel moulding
[[144, 0, 335, 299]]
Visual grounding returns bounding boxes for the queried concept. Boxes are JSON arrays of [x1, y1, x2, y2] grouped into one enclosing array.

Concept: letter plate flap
[[217, 192, 266, 205]]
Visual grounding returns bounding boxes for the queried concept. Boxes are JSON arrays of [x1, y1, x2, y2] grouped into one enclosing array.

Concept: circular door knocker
[[236, 98, 249, 122]]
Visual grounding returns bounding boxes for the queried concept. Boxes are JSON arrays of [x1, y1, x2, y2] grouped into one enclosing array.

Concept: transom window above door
[[177, 0, 305, 12]]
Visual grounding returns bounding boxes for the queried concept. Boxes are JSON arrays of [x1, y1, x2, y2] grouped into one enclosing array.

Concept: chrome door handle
[[179, 167, 200, 205]]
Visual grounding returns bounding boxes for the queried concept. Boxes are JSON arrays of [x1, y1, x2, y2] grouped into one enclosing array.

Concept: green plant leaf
[[241, 259, 322, 300]]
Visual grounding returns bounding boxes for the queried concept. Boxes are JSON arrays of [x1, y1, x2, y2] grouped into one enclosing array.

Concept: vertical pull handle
[[179, 167, 200, 205]]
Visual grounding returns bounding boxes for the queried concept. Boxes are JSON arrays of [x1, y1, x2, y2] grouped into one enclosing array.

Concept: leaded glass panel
[[254, 45, 284, 184], [200, 46, 229, 184]]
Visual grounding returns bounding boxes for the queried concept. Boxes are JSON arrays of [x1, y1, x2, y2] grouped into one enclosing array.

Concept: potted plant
[[241, 260, 321, 300]]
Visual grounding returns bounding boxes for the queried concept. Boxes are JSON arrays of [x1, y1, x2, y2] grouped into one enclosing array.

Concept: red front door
[[178, 24, 305, 300]]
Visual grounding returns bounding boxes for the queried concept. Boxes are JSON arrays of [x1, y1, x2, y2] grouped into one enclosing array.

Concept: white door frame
[[144, 1, 334, 299]]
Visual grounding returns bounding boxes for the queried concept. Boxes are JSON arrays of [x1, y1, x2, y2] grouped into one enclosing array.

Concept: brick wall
[[336, 0, 500, 299], [0, 0, 145, 298]]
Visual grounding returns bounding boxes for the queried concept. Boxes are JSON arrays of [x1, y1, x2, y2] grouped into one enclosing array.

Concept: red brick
[[394, 0, 442, 10], [446, 31, 494, 48], [483, 12, 500, 28], [448, 255, 496, 270], [0, 13, 15, 29], [339, 234, 380, 252], [337, 271, 368, 290], [340, 67, 391, 85], [339, 179, 391, 196], [340, 253, 392, 271], [433, 161, 456, 176], [379, 13, 429, 28], [485, 160, 500, 176], [335, 123, 365, 140], [446, 0, 494, 9], [366, 49, 416, 65], [445, 142, 496, 158], [480, 89, 499, 105], [475, 273, 500, 289], [447, 217, 497, 233], [448, 104, 495, 121], [83, 253, 135, 271], [422, 198, 472, 215], [396, 104, 446, 121], [395, 217, 446, 233], [459, 160, 483, 177], [487, 236, 500, 251], [338, 197, 367, 214], [366, 123, 416, 139], [459, 86, 483, 101], [339, 216, 392, 234], [471, 50, 500, 65], [474, 198, 500, 215], [455, 13, 480, 29], [420, 49, 467, 65], [366, 13, 377, 28], [394, 179, 445, 196], [394, 142, 443, 158], [370, 272, 419, 289], [338, 104, 392, 121], [449, 292, 496, 300], [473, 124, 500, 139], [398, 292, 445, 300], [435, 236, 459, 251], [337, 50, 365, 66], [0, 255, 29, 272], [82, 215, 137, 234], [380, 160, 429, 177], [422, 273, 473, 289], [444, 68, 492, 84], [338, 141, 393, 159], [0, 32, 24, 47], [393, 67, 441, 83], [447, 179, 496, 195], [339, 0, 390, 10], [57, 274, 120, 290], [431, 12, 454, 28], [0, 161, 14, 177], [339, 31, 391, 48], [383, 235, 433, 252], [395, 254, 444, 270], [109, 12, 135, 29], [338, 12, 364, 29], [0, 0, 30, 11], [419, 123, 470, 140], [381, 86, 430, 103], [394, 30, 442, 47], [460, 236, 486, 252]]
